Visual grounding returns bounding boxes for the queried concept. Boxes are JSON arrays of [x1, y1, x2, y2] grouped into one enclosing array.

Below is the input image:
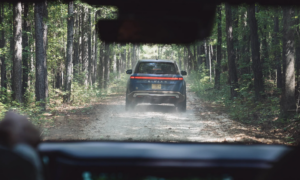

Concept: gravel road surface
[[43, 90, 283, 144], [82, 91, 240, 142]]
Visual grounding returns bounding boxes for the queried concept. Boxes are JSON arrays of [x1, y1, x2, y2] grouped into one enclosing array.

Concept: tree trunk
[[0, 3, 7, 101], [73, 4, 79, 79], [193, 44, 197, 71], [215, 5, 222, 90], [10, 4, 14, 96], [296, 35, 300, 94], [281, 6, 296, 112], [249, 4, 264, 100], [121, 44, 126, 72], [131, 44, 136, 69], [197, 42, 202, 68], [273, 8, 282, 89], [241, 10, 251, 76], [98, 42, 104, 89], [178, 46, 182, 69], [35, 1, 48, 109], [78, 9, 82, 75], [81, 6, 88, 86], [296, 12, 300, 93], [87, 8, 92, 86], [116, 44, 120, 77], [183, 47, 187, 70], [22, 3, 30, 102], [225, 3, 239, 99], [186, 45, 193, 74], [44, 2, 48, 101], [12, 2, 22, 103], [64, 1, 74, 103], [127, 44, 131, 70], [204, 39, 209, 69], [55, 66, 62, 89], [232, 6, 239, 78], [113, 45, 116, 73], [209, 44, 212, 82], [104, 43, 110, 89], [30, 34, 34, 88], [261, 24, 270, 78], [93, 11, 100, 85]]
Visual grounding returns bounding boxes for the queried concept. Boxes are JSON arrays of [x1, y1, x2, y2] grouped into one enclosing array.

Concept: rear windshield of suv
[[135, 62, 179, 74]]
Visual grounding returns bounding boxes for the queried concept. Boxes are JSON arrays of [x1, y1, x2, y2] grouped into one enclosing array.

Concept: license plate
[[152, 84, 161, 89]]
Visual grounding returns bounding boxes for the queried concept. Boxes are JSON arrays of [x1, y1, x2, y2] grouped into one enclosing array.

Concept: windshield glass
[[135, 62, 179, 74], [0, 2, 298, 146]]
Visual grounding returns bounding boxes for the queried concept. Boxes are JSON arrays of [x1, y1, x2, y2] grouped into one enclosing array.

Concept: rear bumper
[[127, 91, 185, 104]]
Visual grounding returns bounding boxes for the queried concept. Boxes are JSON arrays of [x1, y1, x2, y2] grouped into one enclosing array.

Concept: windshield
[[135, 62, 179, 74], [0, 2, 299, 146]]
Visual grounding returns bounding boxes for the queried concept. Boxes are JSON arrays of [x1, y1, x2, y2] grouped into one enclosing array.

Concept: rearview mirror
[[96, 2, 216, 44], [126, 69, 132, 74], [181, 71, 187, 76], [97, 20, 200, 44]]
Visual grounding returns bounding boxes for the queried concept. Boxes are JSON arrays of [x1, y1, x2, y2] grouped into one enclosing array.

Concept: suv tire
[[177, 95, 186, 112], [125, 92, 131, 111]]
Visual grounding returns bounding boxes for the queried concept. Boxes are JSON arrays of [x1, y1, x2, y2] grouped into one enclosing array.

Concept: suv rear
[[125, 59, 187, 111]]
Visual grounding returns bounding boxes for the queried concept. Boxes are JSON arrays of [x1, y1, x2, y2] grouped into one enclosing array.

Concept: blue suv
[[125, 59, 187, 111]]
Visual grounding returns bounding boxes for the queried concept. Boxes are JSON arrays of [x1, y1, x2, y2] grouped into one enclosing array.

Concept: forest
[[0, 1, 300, 142]]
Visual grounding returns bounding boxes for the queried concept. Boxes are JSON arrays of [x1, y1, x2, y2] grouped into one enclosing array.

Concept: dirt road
[[43, 90, 284, 144]]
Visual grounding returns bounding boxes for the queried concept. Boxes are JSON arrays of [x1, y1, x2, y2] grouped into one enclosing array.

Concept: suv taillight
[[130, 76, 183, 80]]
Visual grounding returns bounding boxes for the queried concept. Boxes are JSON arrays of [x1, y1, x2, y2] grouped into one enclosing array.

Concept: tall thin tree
[[35, 1, 48, 109], [249, 4, 264, 100], [240, 9, 251, 75], [81, 6, 88, 86], [281, 6, 296, 112], [73, 4, 79, 79], [64, 1, 74, 103], [215, 5, 222, 90], [274, 8, 282, 89], [104, 43, 110, 89], [22, 3, 30, 102], [87, 8, 92, 86], [12, 2, 22, 103], [98, 42, 104, 89], [0, 3, 7, 101], [225, 3, 239, 98]]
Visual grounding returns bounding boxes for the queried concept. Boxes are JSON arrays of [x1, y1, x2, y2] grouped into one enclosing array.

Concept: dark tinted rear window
[[135, 62, 178, 74]]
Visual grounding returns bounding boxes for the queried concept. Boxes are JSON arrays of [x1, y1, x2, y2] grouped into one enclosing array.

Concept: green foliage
[[188, 69, 281, 124], [107, 72, 128, 94], [0, 101, 7, 119]]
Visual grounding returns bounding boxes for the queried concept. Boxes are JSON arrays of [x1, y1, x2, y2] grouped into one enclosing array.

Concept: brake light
[[130, 76, 183, 80]]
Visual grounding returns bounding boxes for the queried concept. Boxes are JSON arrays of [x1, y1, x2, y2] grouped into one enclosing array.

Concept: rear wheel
[[125, 92, 136, 111], [177, 95, 186, 112], [125, 93, 131, 111]]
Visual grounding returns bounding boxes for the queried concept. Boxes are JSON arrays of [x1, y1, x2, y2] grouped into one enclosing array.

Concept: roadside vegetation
[[187, 66, 300, 145], [0, 72, 127, 127]]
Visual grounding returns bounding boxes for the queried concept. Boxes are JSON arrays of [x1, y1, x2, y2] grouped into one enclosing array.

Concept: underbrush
[[0, 72, 128, 126], [188, 69, 300, 144], [188, 70, 283, 124]]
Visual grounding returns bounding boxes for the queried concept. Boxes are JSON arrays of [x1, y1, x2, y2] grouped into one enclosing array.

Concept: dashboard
[[38, 142, 292, 180]]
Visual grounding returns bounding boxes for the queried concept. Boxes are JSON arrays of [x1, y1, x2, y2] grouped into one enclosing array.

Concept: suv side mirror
[[181, 71, 187, 76], [126, 69, 132, 74]]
